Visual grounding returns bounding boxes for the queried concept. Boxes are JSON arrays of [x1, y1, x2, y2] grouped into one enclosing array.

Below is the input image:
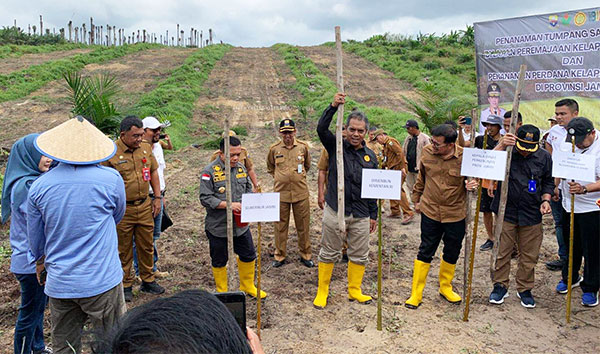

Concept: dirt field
[[0, 46, 598, 353], [0, 48, 93, 75], [0, 47, 194, 149]]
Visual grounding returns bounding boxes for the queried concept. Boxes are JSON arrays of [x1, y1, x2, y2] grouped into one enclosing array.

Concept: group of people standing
[[2, 90, 599, 353]]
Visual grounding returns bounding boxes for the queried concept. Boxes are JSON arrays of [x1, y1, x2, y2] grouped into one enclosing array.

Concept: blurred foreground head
[[93, 289, 251, 353]]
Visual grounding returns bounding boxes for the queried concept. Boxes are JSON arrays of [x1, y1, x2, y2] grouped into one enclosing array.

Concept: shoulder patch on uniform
[[238, 167, 243, 173], [214, 165, 221, 171], [364, 155, 371, 162], [201, 173, 211, 181]]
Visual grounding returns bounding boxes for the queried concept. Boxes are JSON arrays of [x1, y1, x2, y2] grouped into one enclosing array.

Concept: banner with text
[[474, 8, 600, 127]]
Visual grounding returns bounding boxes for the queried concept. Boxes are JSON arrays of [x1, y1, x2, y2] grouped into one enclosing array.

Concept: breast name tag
[[297, 164, 303, 173], [528, 178, 537, 193], [142, 167, 151, 181]]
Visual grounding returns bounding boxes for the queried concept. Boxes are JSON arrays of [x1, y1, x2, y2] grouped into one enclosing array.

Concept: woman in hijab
[[1, 133, 53, 354]]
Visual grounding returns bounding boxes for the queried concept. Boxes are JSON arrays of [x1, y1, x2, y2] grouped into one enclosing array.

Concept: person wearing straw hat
[[1, 134, 53, 354], [26, 116, 126, 353], [487, 125, 554, 308], [102, 116, 165, 302], [555, 117, 600, 307], [210, 130, 259, 192], [200, 136, 267, 298], [267, 118, 313, 268]]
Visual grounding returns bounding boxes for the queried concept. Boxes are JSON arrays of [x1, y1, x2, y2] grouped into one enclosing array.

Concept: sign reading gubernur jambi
[[474, 8, 600, 125]]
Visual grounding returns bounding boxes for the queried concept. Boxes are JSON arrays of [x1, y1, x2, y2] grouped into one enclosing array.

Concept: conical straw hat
[[35, 116, 116, 164]]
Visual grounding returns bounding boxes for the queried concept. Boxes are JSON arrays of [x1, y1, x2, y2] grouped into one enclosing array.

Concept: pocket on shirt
[[448, 168, 463, 184]]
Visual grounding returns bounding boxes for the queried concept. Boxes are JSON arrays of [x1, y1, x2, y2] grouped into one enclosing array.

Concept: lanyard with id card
[[142, 157, 151, 181], [528, 174, 537, 193]]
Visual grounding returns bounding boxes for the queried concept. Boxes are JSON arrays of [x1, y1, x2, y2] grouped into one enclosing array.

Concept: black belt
[[149, 190, 165, 198], [126, 197, 147, 206]]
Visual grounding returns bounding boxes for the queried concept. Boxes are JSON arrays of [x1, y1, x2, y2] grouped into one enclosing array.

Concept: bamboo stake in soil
[[334, 26, 346, 237], [224, 119, 235, 289], [463, 108, 478, 299], [463, 132, 488, 322], [489, 64, 527, 279], [566, 137, 576, 323], [256, 186, 263, 338], [377, 193, 383, 330]]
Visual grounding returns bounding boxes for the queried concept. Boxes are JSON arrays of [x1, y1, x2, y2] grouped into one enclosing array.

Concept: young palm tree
[[63, 71, 121, 135]]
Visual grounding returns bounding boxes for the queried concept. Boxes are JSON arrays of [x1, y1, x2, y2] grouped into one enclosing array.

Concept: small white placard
[[241, 193, 280, 223], [552, 150, 596, 182], [461, 148, 507, 181], [360, 169, 402, 200]]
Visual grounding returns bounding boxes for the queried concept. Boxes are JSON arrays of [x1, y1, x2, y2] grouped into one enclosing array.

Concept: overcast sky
[[1, 1, 598, 47]]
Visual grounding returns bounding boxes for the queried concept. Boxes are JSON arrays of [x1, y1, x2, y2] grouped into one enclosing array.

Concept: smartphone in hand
[[214, 291, 246, 332]]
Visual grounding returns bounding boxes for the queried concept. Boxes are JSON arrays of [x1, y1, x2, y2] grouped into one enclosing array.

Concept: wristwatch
[[582, 186, 588, 194]]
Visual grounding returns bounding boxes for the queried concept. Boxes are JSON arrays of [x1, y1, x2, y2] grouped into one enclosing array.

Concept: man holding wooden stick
[[313, 93, 378, 309], [487, 125, 553, 308], [406, 124, 478, 309], [555, 118, 600, 307], [199, 136, 267, 299]]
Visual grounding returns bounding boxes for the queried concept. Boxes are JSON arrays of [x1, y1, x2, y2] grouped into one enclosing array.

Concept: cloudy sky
[[1, 1, 598, 47]]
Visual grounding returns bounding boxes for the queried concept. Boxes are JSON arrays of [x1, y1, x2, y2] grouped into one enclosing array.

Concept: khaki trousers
[[275, 198, 311, 261], [405, 171, 418, 200], [492, 221, 543, 292], [319, 204, 370, 265], [50, 283, 126, 354], [117, 199, 155, 287]]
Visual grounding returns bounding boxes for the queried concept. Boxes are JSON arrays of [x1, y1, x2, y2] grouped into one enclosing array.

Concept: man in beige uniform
[[375, 130, 415, 224], [267, 119, 313, 268]]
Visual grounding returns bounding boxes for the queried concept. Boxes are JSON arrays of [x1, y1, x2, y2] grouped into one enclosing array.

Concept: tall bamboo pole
[[489, 64, 527, 278], [566, 137, 576, 323], [463, 132, 488, 321], [334, 26, 346, 237], [376, 157, 384, 331], [256, 188, 263, 337], [463, 108, 478, 298], [224, 120, 235, 289]]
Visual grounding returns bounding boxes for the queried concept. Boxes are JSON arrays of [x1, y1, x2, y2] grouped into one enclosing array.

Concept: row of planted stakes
[[10, 15, 216, 47]]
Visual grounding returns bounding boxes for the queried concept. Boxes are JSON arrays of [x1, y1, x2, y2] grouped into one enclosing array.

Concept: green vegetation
[[0, 26, 65, 45], [0, 43, 88, 59], [63, 71, 121, 135], [133, 44, 231, 149], [339, 29, 477, 104], [273, 43, 413, 140], [0, 43, 158, 103]]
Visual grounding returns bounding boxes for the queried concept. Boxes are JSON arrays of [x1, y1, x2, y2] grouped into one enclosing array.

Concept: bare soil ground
[[0, 46, 598, 353], [0, 47, 194, 149], [0, 48, 93, 75], [300, 46, 419, 111]]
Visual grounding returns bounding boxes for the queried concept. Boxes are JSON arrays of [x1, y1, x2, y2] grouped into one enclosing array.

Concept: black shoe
[[341, 253, 349, 263], [140, 281, 165, 295], [33, 346, 53, 354], [545, 259, 565, 271], [272, 259, 286, 268], [300, 258, 315, 268], [124, 286, 133, 302], [479, 239, 494, 251]]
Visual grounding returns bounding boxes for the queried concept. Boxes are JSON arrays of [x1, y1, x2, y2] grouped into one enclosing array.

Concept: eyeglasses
[[430, 138, 447, 148]]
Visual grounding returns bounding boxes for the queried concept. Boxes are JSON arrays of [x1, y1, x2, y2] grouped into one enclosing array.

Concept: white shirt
[[150, 142, 166, 193], [558, 131, 600, 213], [546, 124, 567, 152], [461, 129, 478, 142]]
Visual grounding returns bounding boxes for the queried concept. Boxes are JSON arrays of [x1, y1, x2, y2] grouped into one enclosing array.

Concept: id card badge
[[528, 176, 537, 193], [142, 167, 151, 181], [298, 164, 303, 173]]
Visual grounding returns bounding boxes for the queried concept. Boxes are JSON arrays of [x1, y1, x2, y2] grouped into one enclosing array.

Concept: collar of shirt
[[343, 138, 367, 152], [117, 138, 136, 153], [441, 144, 462, 161], [281, 138, 298, 149]]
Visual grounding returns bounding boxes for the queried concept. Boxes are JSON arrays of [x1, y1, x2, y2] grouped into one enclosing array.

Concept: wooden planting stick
[[566, 137, 576, 323], [334, 26, 346, 237], [224, 119, 235, 289], [489, 64, 527, 277]]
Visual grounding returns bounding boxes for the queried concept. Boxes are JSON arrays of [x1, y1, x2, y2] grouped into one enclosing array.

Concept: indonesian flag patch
[[201, 173, 211, 181]]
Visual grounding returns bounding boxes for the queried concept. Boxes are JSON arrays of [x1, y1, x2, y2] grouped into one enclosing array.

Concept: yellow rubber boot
[[347, 261, 372, 304], [212, 266, 228, 292], [405, 259, 431, 309], [237, 259, 267, 299], [313, 262, 334, 309], [439, 259, 461, 303]]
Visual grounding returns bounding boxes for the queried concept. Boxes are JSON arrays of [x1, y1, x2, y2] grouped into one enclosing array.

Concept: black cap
[[279, 119, 296, 132], [515, 124, 540, 153], [405, 120, 419, 129], [565, 117, 594, 145], [482, 115, 503, 127], [487, 83, 501, 97]]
